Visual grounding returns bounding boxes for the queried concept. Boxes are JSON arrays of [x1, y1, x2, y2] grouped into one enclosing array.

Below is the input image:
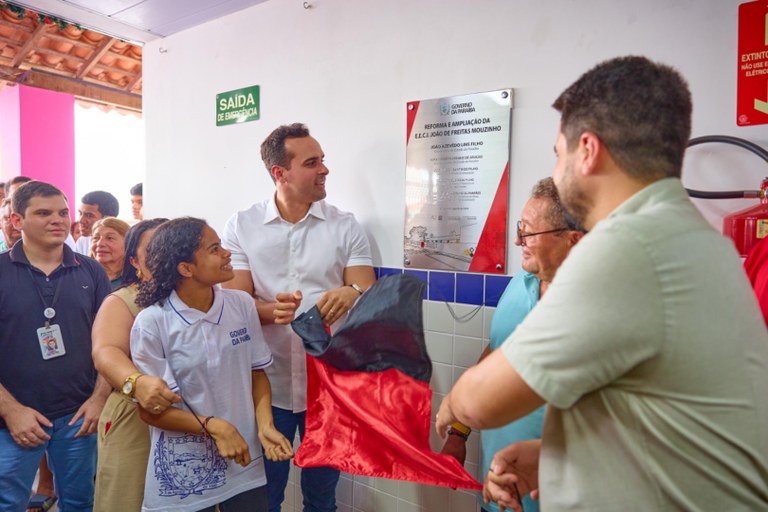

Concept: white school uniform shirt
[[131, 288, 273, 512], [221, 196, 372, 412]]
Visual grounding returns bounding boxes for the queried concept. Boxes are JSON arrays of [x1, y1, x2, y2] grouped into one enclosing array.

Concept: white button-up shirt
[[222, 196, 372, 412]]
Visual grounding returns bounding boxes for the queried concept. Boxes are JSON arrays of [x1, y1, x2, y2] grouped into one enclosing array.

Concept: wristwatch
[[121, 372, 144, 398], [349, 283, 364, 295]]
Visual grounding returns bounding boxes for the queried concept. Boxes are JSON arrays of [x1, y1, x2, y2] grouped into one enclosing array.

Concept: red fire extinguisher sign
[[737, 0, 768, 126]]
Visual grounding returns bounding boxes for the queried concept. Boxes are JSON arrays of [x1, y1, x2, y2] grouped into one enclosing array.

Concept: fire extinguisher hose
[[685, 135, 768, 199]]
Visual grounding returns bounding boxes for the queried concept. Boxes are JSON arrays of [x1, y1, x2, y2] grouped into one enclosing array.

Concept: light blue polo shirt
[[481, 270, 544, 512]]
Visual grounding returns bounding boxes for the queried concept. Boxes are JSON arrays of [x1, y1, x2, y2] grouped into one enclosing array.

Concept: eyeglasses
[[516, 220, 567, 246]]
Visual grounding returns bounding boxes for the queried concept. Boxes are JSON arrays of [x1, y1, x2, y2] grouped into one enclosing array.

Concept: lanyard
[[26, 267, 63, 327]]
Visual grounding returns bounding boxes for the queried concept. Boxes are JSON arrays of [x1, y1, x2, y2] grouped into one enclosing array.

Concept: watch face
[[122, 381, 133, 395]]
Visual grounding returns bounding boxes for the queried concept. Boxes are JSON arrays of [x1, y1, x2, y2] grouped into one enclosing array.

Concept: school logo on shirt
[[154, 432, 227, 498], [230, 327, 251, 346]]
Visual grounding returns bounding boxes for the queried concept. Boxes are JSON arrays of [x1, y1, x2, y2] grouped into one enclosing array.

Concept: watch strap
[[122, 372, 144, 397], [349, 283, 364, 295]]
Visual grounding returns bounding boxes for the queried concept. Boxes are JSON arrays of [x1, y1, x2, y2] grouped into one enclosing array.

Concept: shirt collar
[[10, 241, 80, 269], [263, 194, 326, 224], [607, 177, 685, 219], [168, 288, 225, 326]]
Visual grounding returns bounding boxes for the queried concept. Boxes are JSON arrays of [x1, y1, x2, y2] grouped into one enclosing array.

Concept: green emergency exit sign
[[216, 85, 260, 126]]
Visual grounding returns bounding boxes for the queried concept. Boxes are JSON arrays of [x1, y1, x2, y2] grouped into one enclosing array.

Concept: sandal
[[27, 494, 58, 512]]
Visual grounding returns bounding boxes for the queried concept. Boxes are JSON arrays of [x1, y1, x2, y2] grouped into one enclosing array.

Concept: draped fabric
[[293, 273, 432, 382], [291, 274, 481, 490]]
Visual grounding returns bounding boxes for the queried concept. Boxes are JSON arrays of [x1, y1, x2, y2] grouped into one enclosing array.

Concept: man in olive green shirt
[[437, 56, 768, 511]]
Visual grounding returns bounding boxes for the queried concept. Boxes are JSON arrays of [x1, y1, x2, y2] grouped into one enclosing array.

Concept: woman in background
[[90, 217, 130, 289], [92, 219, 180, 512]]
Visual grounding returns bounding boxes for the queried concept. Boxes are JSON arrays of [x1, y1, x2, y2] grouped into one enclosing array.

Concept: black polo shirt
[[0, 242, 110, 428]]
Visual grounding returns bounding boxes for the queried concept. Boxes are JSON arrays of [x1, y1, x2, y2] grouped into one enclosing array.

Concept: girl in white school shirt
[[130, 217, 293, 512]]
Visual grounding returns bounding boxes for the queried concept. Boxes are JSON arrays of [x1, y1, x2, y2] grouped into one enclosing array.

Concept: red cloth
[[744, 237, 768, 326], [295, 354, 482, 490]]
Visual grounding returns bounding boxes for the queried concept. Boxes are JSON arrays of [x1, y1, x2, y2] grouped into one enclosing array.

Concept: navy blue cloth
[[0, 242, 111, 428], [291, 273, 431, 382]]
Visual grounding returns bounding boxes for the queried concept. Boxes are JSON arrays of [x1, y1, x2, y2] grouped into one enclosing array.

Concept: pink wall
[[0, 86, 21, 182], [19, 85, 75, 209]]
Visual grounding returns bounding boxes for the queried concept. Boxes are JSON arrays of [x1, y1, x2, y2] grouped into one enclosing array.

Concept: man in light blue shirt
[[441, 178, 583, 512]]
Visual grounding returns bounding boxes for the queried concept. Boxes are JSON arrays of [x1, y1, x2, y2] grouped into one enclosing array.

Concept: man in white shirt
[[221, 123, 375, 512], [74, 191, 119, 255]]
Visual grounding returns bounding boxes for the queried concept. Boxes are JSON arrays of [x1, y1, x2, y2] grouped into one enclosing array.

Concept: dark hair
[[6, 175, 32, 194], [260, 123, 311, 183], [130, 183, 143, 196], [552, 56, 691, 181], [81, 190, 119, 217], [11, 181, 67, 217], [121, 218, 168, 287], [136, 217, 206, 308], [530, 177, 585, 232]]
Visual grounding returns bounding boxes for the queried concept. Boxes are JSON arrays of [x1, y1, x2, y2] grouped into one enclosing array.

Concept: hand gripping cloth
[[291, 273, 481, 490]]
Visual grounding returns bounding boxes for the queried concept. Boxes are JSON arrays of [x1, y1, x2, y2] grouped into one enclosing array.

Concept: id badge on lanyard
[[37, 324, 66, 360], [27, 268, 66, 360]]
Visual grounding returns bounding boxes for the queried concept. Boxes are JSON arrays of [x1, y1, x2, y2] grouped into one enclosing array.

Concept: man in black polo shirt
[[0, 181, 111, 511]]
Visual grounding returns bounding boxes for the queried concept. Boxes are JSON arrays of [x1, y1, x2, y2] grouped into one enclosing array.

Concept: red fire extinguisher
[[686, 135, 768, 258], [723, 177, 768, 257]]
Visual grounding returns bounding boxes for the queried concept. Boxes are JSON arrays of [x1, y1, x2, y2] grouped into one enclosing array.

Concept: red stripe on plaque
[[406, 101, 420, 144], [468, 162, 509, 274]]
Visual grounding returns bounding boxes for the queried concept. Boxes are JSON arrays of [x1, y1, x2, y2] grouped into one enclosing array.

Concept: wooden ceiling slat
[[11, 23, 49, 67], [0, 10, 142, 108], [90, 61, 139, 78], [0, 63, 141, 111], [106, 50, 141, 66], [0, 63, 24, 81], [125, 74, 141, 93], [76, 36, 115, 79], [33, 46, 85, 63], [0, 34, 19, 47], [45, 32, 96, 50], [0, 18, 33, 33]]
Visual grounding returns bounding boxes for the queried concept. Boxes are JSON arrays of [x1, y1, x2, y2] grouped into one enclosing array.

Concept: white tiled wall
[[281, 299, 496, 512]]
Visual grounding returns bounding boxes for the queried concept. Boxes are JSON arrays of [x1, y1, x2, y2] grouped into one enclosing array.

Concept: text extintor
[[737, 0, 768, 126]]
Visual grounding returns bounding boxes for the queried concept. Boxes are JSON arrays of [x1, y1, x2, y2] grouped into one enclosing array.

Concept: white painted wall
[[74, 104, 144, 222], [144, 0, 767, 272], [142, 1, 768, 511]]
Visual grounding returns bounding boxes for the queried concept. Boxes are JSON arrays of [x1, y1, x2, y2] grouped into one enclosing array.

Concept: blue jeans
[[0, 412, 97, 512], [265, 407, 339, 512]]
